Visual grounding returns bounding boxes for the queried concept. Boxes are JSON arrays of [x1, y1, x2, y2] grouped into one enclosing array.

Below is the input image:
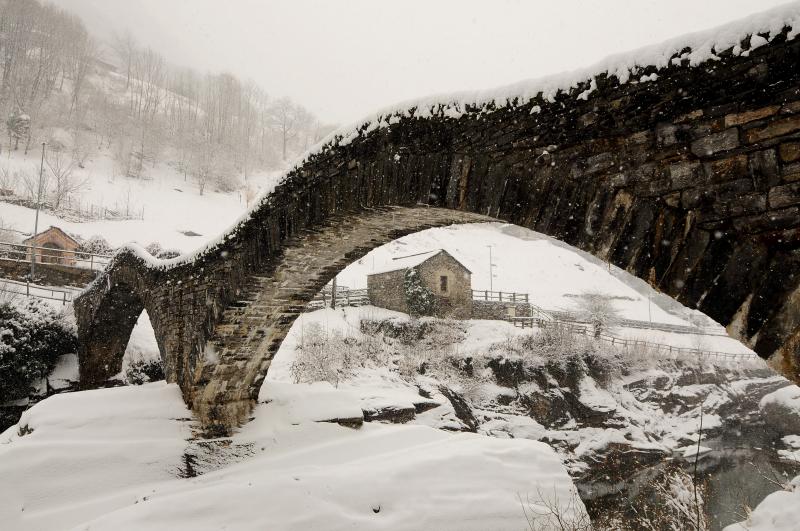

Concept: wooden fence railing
[[472, 289, 529, 303], [306, 288, 370, 310]]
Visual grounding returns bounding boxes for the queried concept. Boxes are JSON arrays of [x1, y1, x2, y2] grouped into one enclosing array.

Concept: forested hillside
[[0, 0, 329, 203]]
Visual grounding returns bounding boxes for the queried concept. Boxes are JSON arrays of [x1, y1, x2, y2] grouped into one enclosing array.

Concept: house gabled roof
[[369, 249, 472, 276], [23, 226, 80, 248]]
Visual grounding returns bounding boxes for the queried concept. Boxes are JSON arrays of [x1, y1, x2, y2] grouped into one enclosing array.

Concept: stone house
[[23, 226, 80, 266], [367, 250, 473, 319]]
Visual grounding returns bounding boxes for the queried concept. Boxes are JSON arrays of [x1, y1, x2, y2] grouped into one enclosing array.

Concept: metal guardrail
[[0, 279, 78, 305], [509, 317, 757, 362], [0, 241, 112, 272], [533, 311, 724, 336]]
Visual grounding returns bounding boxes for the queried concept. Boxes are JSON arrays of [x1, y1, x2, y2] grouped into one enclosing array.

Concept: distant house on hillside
[[367, 250, 473, 319], [23, 227, 80, 266]]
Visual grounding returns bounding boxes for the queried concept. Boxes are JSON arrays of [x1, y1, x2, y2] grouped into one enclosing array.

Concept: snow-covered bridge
[[76, 5, 800, 433]]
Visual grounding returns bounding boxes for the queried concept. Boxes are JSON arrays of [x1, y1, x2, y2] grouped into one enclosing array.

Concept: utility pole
[[487, 244, 495, 292], [330, 276, 337, 310], [30, 142, 46, 281]]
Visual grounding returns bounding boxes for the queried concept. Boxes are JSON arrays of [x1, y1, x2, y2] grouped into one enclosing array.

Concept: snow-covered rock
[[759, 385, 800, 435]]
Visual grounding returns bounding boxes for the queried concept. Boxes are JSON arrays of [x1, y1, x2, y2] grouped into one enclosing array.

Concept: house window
[[440, 275, 448, 293]]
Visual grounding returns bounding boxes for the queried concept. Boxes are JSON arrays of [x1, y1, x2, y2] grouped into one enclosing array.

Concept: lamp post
[[30, 142, 46, 280]]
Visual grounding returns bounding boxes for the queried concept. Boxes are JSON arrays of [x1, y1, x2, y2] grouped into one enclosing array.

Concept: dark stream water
[[702, 426, 799, 530], [577, 420, 799, 530]]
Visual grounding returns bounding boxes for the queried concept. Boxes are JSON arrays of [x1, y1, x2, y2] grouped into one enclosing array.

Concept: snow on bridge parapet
[[75, 3, 800, 430], [102, 1, 800, 274], [311, 1, 800, 156]]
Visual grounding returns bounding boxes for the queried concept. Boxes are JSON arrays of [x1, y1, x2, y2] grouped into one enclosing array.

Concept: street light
[[29, 142, 46, 281]]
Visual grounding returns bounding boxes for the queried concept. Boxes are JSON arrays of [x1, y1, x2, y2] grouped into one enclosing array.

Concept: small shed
[[367, 250, 473, 319], [23, 226, 80, 266]]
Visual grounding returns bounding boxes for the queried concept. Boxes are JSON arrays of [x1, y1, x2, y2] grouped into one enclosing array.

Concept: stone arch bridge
[[76, 20, 800, 433]]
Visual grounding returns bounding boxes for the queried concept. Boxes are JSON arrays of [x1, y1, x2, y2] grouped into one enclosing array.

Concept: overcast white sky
[[52, 0, 790, 124]]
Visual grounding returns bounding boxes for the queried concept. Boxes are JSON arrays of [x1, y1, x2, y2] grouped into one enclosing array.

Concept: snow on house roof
[[370, 249, 471, 275], [23, 226, 80, 247]]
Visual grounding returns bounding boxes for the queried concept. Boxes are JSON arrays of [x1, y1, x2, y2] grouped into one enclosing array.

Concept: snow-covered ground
[[0, 149, 280, 252], [0, 379, 584, 531], [265, 306, 796, 530], [267, 306, 766, 447], [337, 223, 721, 327]]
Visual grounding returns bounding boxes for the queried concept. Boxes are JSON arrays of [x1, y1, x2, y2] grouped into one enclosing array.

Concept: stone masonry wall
[[76, 26, 800, 432], [472, 300, 533, 321], [0, 258, 96, 287], [416, 253, 473, 319], [367, 270, 408, 314]]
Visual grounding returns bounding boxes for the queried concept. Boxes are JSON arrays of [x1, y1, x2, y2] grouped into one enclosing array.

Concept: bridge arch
[[76, 19, 800, 432]]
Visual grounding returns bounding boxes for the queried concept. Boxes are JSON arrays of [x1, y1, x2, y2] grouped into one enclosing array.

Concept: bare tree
[[46, 150, 87, 209], [268, 97, 300, 161], [19, 166, 47, 202], [519, 488, 592, 531], [110, 30, 137, 90], [0, 0, 324, 191]]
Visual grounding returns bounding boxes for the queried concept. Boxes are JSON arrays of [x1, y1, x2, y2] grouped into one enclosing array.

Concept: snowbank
[[723, 476, 800, 531], [75, 424, 580, 531], [0, 374, 585, 531], [0, 383, 191, 531]]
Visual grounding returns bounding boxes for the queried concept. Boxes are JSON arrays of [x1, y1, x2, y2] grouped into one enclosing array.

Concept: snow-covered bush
[[156, 248, 181, 260], [214, 160, 240, 194], [0, 168, 19, 195], [574, 291, 622, 337], [0, 298, 77, 402], [78, 234, 113, 256], [144, 242, 163, 257], [0, 217, 21, 248], [46, 128, 73, 152], [125, 357, 165, 385], [290, 323, 359, 387], [487, 322, 625, 389], [404, 268, 437, 317]]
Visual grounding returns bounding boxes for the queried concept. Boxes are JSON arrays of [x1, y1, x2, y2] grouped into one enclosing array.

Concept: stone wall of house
[[367, 269, 408, 314], [75, 27, 800, 432], [416, 253, 473, 319]]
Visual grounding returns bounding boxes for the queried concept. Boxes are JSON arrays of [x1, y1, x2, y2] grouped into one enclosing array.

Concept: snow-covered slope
[[0, 149, 280, 252], [337, 223, 727, 330]]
